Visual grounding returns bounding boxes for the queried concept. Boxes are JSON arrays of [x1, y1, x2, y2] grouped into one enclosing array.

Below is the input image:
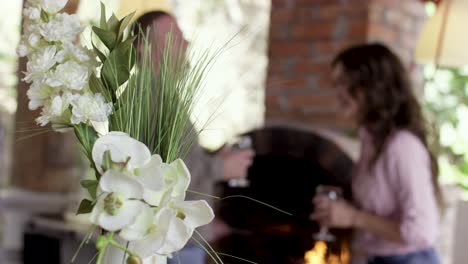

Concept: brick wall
[[266, 0, 426, 132]]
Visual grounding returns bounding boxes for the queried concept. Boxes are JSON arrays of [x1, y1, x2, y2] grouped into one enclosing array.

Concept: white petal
[[131, 228, 166, 258], [92, 132, 151, 173], [131, 207, 176, 257], [138, 155, 165, 192], [98, 200, 144, 231], [157, 216, 192, 255], [99, 170, 143, 199], [168, 159, 191, 199], [143, 189, 165, 207], [120, 205, 153, 241], [175, 200, 215, 229], [89, 196, 105, 224], [142, 255, 167, 264]]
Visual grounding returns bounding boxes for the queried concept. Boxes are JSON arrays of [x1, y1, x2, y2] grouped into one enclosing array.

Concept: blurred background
[[1, 0, 468, 263]]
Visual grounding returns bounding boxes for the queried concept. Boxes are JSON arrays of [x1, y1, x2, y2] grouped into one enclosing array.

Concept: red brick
[[367, 23, 399, 43], [267, 76, 309, 89], [303, 112, 355, 129], [292, 23, 336, 40], [296, 8, 319, 22], [313, 41, 357, 57], [271, 8, 295, 23], [265, 95, 281, 108], [347, 20, 368, 40], [316, 5, 368, 21], [400, 1, 426, 18], [288, 94, 337, 109], [269, 41, 311, 57], [369, 4, 385, 23], [295, 0, 343, 7], [269, 24, 290, 40], [272, 0, 294, 8], [316, 74, 334, 90], [293, 60, 329, 74], [384, 9, 405, 29]]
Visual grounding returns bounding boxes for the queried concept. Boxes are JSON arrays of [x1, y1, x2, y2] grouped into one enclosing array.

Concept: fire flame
[[304, 241, 350, 264], [304, 241, 327, 264]]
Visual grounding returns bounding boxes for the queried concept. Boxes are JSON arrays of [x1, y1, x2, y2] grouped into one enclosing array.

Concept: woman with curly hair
[[311, 43, 442, 264]]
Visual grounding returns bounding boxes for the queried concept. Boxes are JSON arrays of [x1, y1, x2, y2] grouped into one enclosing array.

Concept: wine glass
[[227, 135, 252, 188], [312, 185, 343, 242]]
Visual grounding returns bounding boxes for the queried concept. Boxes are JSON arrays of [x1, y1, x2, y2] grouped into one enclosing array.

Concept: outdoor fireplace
[[215, 125, 356, 264]]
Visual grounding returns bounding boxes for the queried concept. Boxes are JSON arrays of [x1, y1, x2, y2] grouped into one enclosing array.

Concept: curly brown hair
[[332, 43, 443, 208]]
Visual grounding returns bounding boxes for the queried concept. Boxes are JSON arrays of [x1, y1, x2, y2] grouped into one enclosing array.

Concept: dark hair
[[133, 11, 169, 35], [332, 43, 443, 208]]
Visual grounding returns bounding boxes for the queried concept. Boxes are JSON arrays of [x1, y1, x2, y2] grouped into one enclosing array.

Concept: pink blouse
[[352, 129, 438, 256]]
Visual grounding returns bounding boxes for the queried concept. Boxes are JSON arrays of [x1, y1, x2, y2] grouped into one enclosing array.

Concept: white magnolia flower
[[23, 6, 40, 20], [70, 93, 112, 125], [136, 155, 174, 206], [141, 158, 191, 207], [26, 81, 54, 110], [128, 207, 192, 258], [24, 45, 57, 82], [171, 200, 214, 230], [142, 255, 167, 264], [90, 170, 147, 231], [46, 60, 89, 90], [40, 0, 67, 14], [92, 132, 151, 174], [39, 13, 82, 43]]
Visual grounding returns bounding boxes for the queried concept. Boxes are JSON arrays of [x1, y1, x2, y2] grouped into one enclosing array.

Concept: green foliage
[[80, 179, 98, 199], [77, 199, 94, 215], [108, 28, 222, 163], [424, 66, 468, 189]]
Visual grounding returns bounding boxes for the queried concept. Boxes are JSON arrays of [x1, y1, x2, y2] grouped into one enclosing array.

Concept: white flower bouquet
[[18, 1, 218, 263]]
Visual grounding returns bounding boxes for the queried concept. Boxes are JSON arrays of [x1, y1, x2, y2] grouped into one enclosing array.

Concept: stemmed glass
[[312, 185, 343, 242], [227, 135, 252, 188]]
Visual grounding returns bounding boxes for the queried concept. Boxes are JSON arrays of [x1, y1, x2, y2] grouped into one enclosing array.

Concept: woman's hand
[[310, 197, 358, 228]]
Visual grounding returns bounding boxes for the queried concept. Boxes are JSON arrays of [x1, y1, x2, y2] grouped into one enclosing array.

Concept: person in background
[[311, 43, 441, 264], [134, 11, 255, 264]]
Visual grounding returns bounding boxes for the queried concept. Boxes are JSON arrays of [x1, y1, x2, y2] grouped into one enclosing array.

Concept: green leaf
[[81, 180, 98, 199], [92, 40, 107, 63], [92, 26, 116, 50], [73, 124, 99, 155], [108, 14, 120, 34], [100, 2, 107, 30], [40, 10, 49, 22], [117, 11, 136, 41], [101, 150, 113, 172], [89, 73, 113, 103], [101, 44, 135, 92], [77, 199, 94, 215]]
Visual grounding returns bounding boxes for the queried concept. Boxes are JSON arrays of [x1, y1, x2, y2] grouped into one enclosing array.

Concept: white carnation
[[27, 33, 41, 47], [36, 114, 50, 126], [25, 24, 39, 35], [40, 0, 67, 14], [70, 93, 112, 124], [39, 13, 82, 43], [50, 93, 74, 116], [55, 42, 94, 64], [46, 60, 89, 90], [24, 45, 57, 82], [17, 41, 29, 57], [27, 81, 54, 110], [23, 7, 40, 20], [26, 0, 41, 6]]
